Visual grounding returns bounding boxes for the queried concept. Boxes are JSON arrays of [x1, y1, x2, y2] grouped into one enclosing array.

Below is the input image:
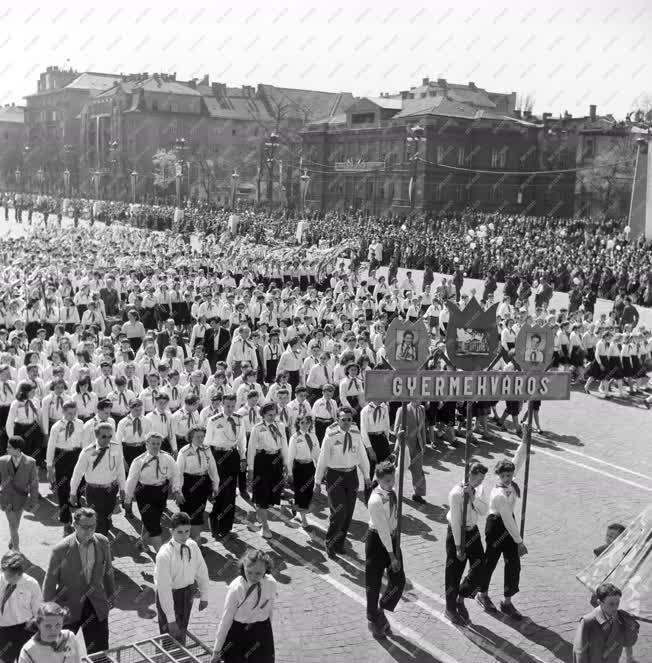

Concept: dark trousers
[[85, 483, 118, 535], [54, 448, 82, 524], [123, 443, 146, 472], [480, 514, 521, 598], [156, 584, 194, 644], [0, 622, 31, 663], [364, 433, 391, 504], [444, 525, 485, 610], [210, 447, 240, 535], [237, 435, 249, 497], [71, 598, 109, 654], [325, 468, 358, 553], [365, 530, 405, 621]]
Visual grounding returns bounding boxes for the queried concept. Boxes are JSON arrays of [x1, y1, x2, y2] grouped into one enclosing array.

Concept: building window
[[457, 146, 465, 166], [437, 145, 446, 164], [351, 112, 375, 125], [152, 100, 158, 111], [232, 129, 236, 136], [170, 103, 178, 113], [491, 148, 499, 168], [584, 136, 595, 160], [254, 127, 259, 136], [499, 147, 508, 168]]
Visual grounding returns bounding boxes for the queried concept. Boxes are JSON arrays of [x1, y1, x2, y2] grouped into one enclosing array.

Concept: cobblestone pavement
[[1, 213, 651, 662]]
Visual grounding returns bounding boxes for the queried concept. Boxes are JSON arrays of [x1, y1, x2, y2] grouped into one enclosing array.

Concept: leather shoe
[[412, 495, 426, 504], [444, 608, 466, 626], [367, 618, 387, 639], [456, 600, 470, 623], [476, 594, 498, 612], [500, 601, 523, 620]]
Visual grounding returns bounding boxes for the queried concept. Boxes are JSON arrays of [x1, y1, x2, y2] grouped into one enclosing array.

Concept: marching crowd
[[0, 209, 646, 662], [3, 191, 652, 307]]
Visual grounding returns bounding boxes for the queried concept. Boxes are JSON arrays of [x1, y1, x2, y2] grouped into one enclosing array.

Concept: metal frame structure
[[81, 632, 212, 663]]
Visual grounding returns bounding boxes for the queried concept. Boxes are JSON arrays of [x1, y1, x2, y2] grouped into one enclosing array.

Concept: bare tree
[[515, 91, 536, 113], [152, 149, 178, 193]]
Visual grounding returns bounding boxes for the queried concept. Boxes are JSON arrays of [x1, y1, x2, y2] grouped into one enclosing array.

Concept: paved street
[[1, 213, 651, 662]]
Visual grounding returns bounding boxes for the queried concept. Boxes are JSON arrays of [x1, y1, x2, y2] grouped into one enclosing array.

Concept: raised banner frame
[[364, 369, 571, 402]]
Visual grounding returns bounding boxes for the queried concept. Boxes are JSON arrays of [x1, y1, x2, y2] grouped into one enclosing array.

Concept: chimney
[[422, 77, 430, 86], [543, 112, 552, 121], [200, 74, 209, 85], [564, 110, 572, 120], [212, 82, 220, 96], [589, 104, 596, 121], [523, 110, 532, 119], [400, 90, 409, 100], [514, 109, 521, 119], [468, 81, 476, 89], [437, 78, 447, 86]]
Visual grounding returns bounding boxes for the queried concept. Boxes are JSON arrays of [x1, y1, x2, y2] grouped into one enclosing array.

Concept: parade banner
[[364, 369, 571, 402]]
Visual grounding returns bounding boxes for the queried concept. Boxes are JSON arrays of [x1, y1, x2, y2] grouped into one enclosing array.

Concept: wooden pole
[[460, 401, 473, 547], [395, 402, 408, 549], [519, 401, 534, 538]]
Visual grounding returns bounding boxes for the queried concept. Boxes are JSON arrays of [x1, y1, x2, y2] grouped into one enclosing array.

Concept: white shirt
[[154, 538, 210, 624], [125, 451, 181, 500], [177, 444, 219, 490], [367, 485, 398, 553], [145, 410, 176, 451], [70, 441, 126, 493], [46, 418, 85, 467], [359, 403, 391, 449], [487, 440, 527, 544], [246, 422, 289, 471], [205, 412, 246, 458], [287, 431, 320, 466], [213, 575, 277, 654], [446, 482, 489, 547], [0, 573, 42, 626], [314, 424, 370, 483]]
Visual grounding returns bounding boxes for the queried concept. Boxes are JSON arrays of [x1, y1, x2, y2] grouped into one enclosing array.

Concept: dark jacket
[[572, 607, 639, 663], [42, 533, 115, 624]]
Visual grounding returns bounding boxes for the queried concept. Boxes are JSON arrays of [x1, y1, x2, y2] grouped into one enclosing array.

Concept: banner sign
[[334, 161, 384, 172], [364, 370, 571, 402]]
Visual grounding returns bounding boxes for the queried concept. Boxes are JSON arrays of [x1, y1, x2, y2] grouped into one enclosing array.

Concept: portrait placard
[[383, 318, 430, 371]]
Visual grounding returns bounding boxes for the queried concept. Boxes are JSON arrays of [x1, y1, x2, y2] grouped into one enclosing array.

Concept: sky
[[2, 0, 651, 119]]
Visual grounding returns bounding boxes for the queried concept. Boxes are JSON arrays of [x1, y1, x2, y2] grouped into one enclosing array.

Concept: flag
[[576, 504, 652, 623]]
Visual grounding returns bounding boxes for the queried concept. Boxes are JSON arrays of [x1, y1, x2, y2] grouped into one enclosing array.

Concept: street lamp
[[109, 140, 119, 200], [231, 170, 240, 208], [36, 168, 45, 195], [406, 125, 426, 208], [300, 168, 310, 215], [174, 137, 188, 208], [130, 170, 138, 204], [15, 169, 21, 191], [264, 132, 280, 204], [23, 146, 30, 192], [63, 144, 74, 195], [63, 169, 71, 197]]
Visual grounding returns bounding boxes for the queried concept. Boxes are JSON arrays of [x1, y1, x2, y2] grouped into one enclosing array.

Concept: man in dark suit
[[156, 319, 181, 357], [99, 278, 120, 319], [42, 506, 115, 653], [204, 317, 231, 371]]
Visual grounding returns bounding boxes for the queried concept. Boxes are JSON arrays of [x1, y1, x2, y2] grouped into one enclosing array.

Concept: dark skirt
[[0, 404, 9, 454], [292, 460, 315, 510], [607, 356, 623, 380], [585, 347, 595, 362], [621, 357, 634, 378], [182, 472, 212, 525], [314, 418, 333, 444], [503, 401, 521, 417], [634, 356, 648, 378], [253, 451, 284, 509], [14, 420, 42, 460], [287, 370, 300, 393], [570, 346, 584, 368], [222, 618, 274, 663], [586, 355, 608, 380], [472, 401, 491, 417], [436, 401, 457, 426], [135, 482, 168, 536], [265, 358, 279, 384]]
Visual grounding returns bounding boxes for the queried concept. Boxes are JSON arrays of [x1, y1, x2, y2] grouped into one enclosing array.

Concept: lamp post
[[406, 124, 426, 208], [23, 146, 30, 192], [231, 170, 240, 209], [174, 137, 187, 208], [264, 132, 279, 205], [130, 170, 138, 204], [15, 169, 21, 192], [109, 140, 119, 201], [36, 168, 45, 195], [63, 144, 74, 195], [300, 168, 310, 215]]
